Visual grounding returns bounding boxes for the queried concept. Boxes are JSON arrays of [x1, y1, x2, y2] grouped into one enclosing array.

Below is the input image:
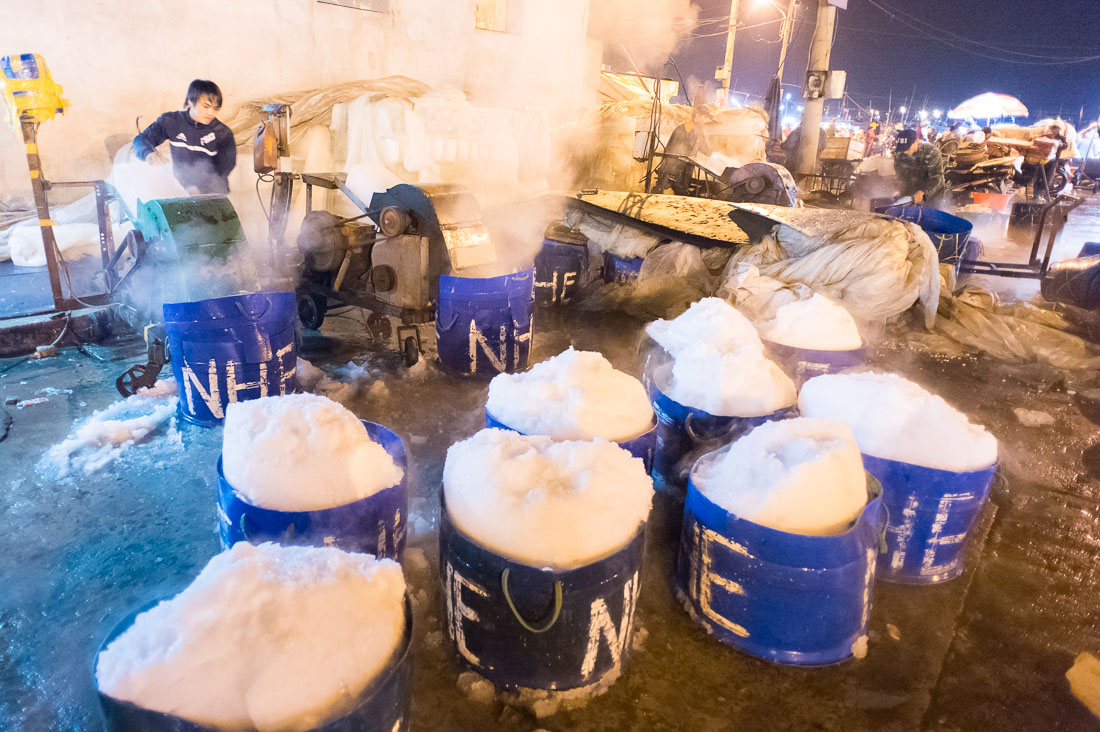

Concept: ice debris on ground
[[295, 357, 376, 404], [96, 543, 405, 732], [645, 297, 762, 357], [693, 418, 868, 535], [850, 634, 869, 659], [486, 348, 654, 442], [1067, 652, 1100, 719], [454, 667, 624, 719], [1013, 408, 1055, 427], [443, 429, 653, 569], [222, 393, 403, 512], [42, 380, 178, 477], [754, 293, 862, 351], [661, 345, 796, 417], [798, 372, 999, 472]]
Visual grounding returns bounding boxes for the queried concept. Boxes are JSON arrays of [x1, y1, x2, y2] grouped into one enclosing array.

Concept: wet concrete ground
[[2, 206, 1099, 731]]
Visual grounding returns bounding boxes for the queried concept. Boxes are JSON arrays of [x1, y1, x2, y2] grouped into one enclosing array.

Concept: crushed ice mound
[[693, 418, 868, 535], [645, 297, 763, 357], [222, 393, 403, 512], [95, 542, 406, 732], [443, 429, 653, 569], [486, 348, 654, 442], [662, 344, 796, 417], [798, 372, 998, 472], [755, 293, 862, 350], [42, 380, 179, 477]]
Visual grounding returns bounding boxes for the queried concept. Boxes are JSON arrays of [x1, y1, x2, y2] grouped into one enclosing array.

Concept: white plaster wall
[[0, 0, 599, 200]]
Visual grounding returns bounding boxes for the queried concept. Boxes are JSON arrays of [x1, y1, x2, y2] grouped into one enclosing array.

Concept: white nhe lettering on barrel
[[181, 342, 296, 420], [580, 571, 641, 680], [684, 521, 750, 638]]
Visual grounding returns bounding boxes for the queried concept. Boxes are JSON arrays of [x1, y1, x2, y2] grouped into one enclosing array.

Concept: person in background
[[940, 123, 962, 144], [133, 79, 237, 195], [893, 128, 946, 207], [780, 124, 827, 169]]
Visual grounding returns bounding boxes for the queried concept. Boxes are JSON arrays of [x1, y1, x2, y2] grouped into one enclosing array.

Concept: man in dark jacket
[[893, 128, 945, 206], [133, 79, 236, 195]]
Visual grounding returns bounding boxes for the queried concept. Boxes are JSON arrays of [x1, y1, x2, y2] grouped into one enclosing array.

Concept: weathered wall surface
[[0, 0, 599, 200]]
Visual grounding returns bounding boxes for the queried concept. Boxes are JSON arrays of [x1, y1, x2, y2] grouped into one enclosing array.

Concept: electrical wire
[[865, 0, 1100, 65]]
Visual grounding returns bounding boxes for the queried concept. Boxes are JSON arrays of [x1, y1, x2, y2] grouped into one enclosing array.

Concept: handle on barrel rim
[[500, 568, 563, 634]]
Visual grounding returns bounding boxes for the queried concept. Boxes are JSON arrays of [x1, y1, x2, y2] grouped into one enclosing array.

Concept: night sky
[[652, 0, 1100, 124]]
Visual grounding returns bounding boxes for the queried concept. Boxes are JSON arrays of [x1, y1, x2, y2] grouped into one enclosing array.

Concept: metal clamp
[[501, 568, 563, 634]]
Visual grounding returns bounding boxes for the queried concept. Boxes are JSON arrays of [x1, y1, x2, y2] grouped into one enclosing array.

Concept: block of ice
[[663, 344, 796, 417], [755, 293, 862, 350], [693, 418, 868, 535], [645, 296, 763, 357], [443, 429, 653, 569], [798, 372, 998, 472], [486, 348, 654, 442], [222, 393, 403, 512], [95, 543, 406, 732]]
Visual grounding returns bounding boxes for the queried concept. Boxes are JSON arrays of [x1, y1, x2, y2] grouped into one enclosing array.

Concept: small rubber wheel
[[402, 335, 419, 367], [298, 293, 326, 330]]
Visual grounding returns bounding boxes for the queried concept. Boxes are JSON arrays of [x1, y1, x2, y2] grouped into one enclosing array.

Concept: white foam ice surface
[[95, 542, 406, 732], [222, 393, 403, 512], [798, 372, 999, 472], [645, 297, 762, 357], [754, 293, 863, 351], [693, 418, 869, 536], [662, 344, 796, 417], [486, 348, 654, 442], [443, 429, 653, 569]]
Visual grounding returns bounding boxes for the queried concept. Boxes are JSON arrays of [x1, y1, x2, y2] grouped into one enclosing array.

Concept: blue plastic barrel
[[1080, 242, 1100, 258], [163, 291, 298, 427], [436, 268, 534, 378], [484, 411, 657, 474], [95, 596, 413, 732], [676, 454, 887, 666], [764, 340, 864, 385], [535, 238, 589, 306], [649, 373, 793, 495], [217, 421, 407, 561], [864, 454, 997, 584], [602, 252, 643, 284], [876, 205, 974, 268], [440, 506, 645, 691]]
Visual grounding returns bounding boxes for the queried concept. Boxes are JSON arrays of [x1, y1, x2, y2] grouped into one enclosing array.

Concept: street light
[[933, 109, 942, 119], [899, 105, 907, 114], [919, 109, 929, 120]]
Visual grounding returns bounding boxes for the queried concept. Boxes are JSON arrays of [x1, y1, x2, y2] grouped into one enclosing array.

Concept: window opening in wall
[[318, 0, 388, 12], [476, 0, 523, 33]]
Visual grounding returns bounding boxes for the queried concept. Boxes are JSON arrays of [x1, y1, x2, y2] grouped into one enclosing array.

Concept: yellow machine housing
[[1, 53, 68, 126]]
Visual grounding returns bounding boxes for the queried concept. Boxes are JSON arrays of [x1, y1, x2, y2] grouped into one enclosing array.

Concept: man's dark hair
[[950, 123, 960, 131], [184, 79, 222, 108], [981, 125, 992, 136]]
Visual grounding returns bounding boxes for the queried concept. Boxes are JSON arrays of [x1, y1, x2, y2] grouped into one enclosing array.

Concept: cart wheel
[[298, 293, 326, 330], [402, 335, 419, 367]]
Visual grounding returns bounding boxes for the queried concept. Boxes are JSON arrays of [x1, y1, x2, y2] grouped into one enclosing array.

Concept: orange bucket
[[970, 192, 1012, 212]]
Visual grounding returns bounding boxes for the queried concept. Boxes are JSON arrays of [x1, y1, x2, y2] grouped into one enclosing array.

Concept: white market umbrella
[[948, 92, 1029, 121]]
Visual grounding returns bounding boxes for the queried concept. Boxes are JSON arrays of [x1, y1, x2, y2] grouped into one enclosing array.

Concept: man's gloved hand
[[144, 145, 170, 165], [914, 190, 925, 204]]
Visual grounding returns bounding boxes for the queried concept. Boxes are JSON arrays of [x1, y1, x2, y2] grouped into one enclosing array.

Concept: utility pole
[[716, 0, 740, 105], [795, 0, 837, 176]]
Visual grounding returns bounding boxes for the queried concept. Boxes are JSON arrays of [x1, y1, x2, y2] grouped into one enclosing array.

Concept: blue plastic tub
[[440, 506, 645, 691], [163, 291, 298, 426], [436, 268, 534, 378], [602, 252, 643, 284], [484, 410, 657, 474], [676, 453, 887, 666], [864, 454, 997, 584], [216, 420, 408, 561], [95, 596, 413, 732], [1080, 242, 1100, 258], [535, 237, 589, 306], [649, 370, 794, 495], [764, 340, 864, 385], [876, 205, 974, 268]]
